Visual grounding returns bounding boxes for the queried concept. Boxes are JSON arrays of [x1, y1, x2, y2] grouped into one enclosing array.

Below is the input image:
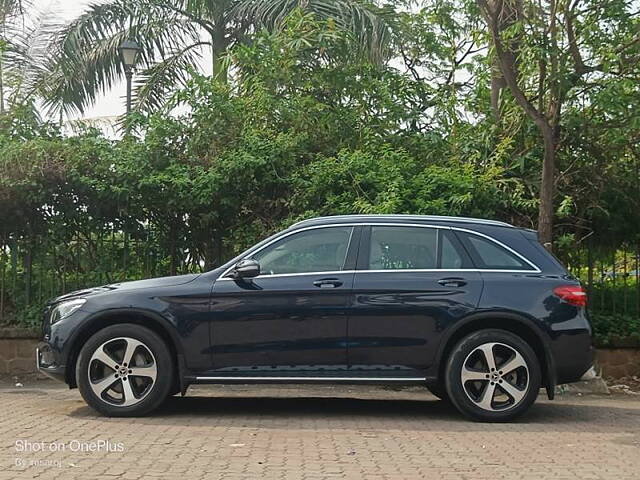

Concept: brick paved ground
[[1, 381, 639, 480]]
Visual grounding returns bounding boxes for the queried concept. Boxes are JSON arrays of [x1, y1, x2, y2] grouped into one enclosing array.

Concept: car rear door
[[348, 224, 483, 377]]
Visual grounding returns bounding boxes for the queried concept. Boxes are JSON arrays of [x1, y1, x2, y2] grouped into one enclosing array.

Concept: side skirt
[[186, 376, 432, 386]]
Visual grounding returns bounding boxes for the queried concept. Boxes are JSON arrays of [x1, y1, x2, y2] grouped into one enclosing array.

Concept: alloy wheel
[[460, 342, 529, 412], [88, 337, 157, 407]]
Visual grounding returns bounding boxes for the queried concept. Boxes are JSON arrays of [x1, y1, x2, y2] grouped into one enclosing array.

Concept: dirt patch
[[606, 376, 640, 394]]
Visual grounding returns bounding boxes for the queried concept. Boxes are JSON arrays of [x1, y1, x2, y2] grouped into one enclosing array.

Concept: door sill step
[[191, 376, 426, 382]]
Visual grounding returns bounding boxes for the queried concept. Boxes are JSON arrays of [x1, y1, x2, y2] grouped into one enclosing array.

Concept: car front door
[[208, 225, 360, 376], [348, 225, 483, 377]]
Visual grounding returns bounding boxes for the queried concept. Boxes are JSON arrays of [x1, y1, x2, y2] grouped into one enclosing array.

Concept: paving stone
[[0, 382, 639, 479]]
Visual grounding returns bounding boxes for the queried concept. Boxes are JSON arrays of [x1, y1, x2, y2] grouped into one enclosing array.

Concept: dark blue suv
[[37, 215, 594, 421]]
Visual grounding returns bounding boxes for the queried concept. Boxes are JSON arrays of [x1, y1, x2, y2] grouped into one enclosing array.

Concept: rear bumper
[[552, 334, 595, 384], [36, 343, 67, 383]]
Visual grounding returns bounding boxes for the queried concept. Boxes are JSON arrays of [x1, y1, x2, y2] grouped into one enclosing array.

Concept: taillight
[[553, 285, 587, 307]]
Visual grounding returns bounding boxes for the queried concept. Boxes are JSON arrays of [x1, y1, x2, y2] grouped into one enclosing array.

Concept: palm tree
[[0, 0, 43, 113], [0, 0, 23, 113], [0, 0, 59, 115], [47, 0, 390, 116]]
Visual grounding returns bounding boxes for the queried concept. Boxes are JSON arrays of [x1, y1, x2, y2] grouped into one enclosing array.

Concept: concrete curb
[[555, 367, 609, 395]]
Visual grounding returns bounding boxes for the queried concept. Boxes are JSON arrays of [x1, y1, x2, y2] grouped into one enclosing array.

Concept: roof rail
[[291, 214, 514, 228]]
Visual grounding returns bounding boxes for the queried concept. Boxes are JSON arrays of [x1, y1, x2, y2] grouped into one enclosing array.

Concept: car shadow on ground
[[66, 394, 640, 432]]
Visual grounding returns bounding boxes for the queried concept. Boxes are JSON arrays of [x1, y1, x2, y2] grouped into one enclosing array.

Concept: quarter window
[[252, 227, 353, 275], [458, 232, 533, 270]]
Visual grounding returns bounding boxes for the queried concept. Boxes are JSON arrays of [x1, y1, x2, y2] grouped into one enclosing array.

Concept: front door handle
[[438, 278, 467, 287], [313, 278, 343, 288]]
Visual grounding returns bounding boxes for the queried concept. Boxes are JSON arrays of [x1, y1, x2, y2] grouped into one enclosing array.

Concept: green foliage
[[590, 313, 640, 346], [293, 147, 506, 218], [47, 0, 390, 114], [0, 3, 638, 342]]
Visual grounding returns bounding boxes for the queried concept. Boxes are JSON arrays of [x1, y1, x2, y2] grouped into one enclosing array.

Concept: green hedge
[[590, 313, 640, 347]]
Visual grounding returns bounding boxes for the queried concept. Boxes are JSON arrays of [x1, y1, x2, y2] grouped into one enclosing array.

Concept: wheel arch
[[433, 312, 556, 398], [65, 308, 182, 388]]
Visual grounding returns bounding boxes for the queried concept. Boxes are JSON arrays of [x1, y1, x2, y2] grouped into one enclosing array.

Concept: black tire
[[445, 329, 541, 422], [426, 383, 449, 401], [76, 324, 174, 417]]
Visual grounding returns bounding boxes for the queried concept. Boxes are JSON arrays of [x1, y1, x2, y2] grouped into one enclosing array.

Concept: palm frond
[[233, 0, 392, 62], [133, 40, 209, 112], [1, 1, 60, 109], [0, 0, 28, 23], [44, 0, 202, 115]]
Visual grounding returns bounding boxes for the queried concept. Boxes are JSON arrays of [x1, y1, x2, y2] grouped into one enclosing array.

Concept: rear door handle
[[438, 278, 467, 287], [313, 278, 343, 288]]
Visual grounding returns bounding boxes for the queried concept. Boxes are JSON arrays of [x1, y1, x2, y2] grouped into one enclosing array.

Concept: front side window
[[252, 226, 353, 275], [458, 231, 533, 270], [368, 226, 438, 270]]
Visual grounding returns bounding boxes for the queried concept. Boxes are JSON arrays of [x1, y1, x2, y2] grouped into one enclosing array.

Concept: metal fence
[[562, 239, 640, 321], [1, 227, 639, 327], [0, 227, 203, 326]]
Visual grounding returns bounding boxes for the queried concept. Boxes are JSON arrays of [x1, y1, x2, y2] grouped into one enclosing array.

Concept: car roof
[[290, 214, 514, 229]]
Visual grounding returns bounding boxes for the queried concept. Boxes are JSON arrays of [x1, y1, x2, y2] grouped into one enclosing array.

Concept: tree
[[0, 0, 57, 114], [47, 0, 390, 115], [478, 0, 640, 247], [1, 4, 639, 333]]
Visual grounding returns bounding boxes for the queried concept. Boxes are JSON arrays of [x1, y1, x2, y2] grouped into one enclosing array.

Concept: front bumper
[[36, 343, 67, 383]]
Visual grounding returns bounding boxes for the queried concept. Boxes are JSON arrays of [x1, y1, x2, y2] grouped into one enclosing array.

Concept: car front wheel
[[76, 324, 173, 416], [426, 383, 449, 401], [445, 329, 541, 422]]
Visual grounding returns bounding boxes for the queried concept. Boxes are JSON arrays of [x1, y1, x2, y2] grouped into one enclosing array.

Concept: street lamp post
[[118, 40, 141, 114]]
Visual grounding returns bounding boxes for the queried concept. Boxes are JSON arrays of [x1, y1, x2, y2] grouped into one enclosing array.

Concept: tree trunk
[[169, 224, 177, 276], [24, 240, 33, 306], [212, 46, 222, 80], [0, 48, 4, 114], [212, 23, 228, 83], [0, 237, 5, 322], [538, 125, 556, 249], [478, 0, 557, 249]]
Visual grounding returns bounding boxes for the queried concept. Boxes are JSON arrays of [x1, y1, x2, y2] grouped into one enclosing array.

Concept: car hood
[[48, 273, 202, 305]]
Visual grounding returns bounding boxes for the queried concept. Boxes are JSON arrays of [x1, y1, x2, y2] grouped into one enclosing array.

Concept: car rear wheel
[[445, 329, 541, 422], [76, 324, 173, 416]]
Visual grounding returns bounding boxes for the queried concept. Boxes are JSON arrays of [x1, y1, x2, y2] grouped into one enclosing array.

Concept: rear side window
[[441, 232, 464, 269], [368, 226, 438, 269], [366, 226, 469, 270], [457, 231, 534, 271]]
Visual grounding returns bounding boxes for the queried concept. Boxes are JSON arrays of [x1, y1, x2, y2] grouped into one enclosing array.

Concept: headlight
[[50, 299, 86, 325]]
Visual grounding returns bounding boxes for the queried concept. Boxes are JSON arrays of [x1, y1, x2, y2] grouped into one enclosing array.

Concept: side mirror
[[232, 259, 260, 279]]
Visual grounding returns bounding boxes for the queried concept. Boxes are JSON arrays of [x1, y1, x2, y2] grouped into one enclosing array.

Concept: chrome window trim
[[217, 222, 541, 280], [356, 268, 540, 274], [219, 270, 354, 280], [217, 268, 541, 281]]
